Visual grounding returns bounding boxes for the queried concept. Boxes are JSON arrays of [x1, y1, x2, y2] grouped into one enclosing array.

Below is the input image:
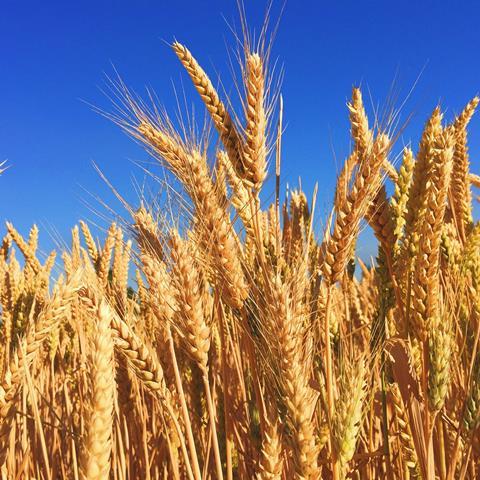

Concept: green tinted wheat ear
[[332, 358, 366, 478], [243, 52, 267, 190], [396, 111, 443, 309], [79, 300, 114, 480], [172, 42, 245, 178], [428, 322, 453, 412], [463, 360, 480, 434]]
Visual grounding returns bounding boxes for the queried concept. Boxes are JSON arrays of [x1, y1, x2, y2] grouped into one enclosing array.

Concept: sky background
[[1, 0, 480, 260]]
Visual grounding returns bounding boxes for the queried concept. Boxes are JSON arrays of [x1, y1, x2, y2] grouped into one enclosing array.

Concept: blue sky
[[1, 1, 480, 259]]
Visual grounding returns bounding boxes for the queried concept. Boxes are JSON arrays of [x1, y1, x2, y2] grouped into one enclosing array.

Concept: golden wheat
[[1, 19, 480, 480]]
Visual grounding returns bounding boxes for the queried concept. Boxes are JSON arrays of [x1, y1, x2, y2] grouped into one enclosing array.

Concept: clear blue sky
[[1, 1, 480, 259]]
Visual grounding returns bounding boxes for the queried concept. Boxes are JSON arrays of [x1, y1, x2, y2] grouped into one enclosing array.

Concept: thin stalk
[[275, 95, 283, 260], [164, 402, 196, 480], [219, 304, 233, 480], [323, 285, 339, 480], [202, 368, 224, 480], [437, 418, 446, 480], [446, 434, 462, 480], [381, 366, 394, 480], [458, 445, 472, 480], [166, 328, 202, 480], [21, 343, 52, 480]]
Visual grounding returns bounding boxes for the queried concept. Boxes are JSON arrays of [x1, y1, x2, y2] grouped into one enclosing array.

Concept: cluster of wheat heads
[[1, 38, 480, 480]]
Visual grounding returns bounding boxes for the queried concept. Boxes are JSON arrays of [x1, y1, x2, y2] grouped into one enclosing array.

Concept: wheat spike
[[79, 300, 115, 480], [172, 42, 245, 179], [243, 52, 267, 190]]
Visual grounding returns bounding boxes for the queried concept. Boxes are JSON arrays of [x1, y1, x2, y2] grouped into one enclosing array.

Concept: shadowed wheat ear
[[463, 361, 480, 435], [450, 97, 479, 241], [79, 299, 114, 480]]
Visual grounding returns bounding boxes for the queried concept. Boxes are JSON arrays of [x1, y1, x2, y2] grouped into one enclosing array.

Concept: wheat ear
[[243, 52, 267, 190], [332, 358, 366, 478], [172, 42, 245, 178], [79, 289, 196, 480], [79, 300, 115, 480], [410, 129, 454, 341], [257, 413, 283, 480], [450, 97, 479, 240]]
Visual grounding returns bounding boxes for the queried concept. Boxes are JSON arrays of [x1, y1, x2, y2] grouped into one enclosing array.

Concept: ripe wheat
[[1, 19, 480, 480]]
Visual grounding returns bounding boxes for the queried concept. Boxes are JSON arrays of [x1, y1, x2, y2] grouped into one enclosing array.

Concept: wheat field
[[1, 24, 480, 480]]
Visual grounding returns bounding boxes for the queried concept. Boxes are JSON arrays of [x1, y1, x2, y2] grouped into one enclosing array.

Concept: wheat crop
[[1, 19, 480, 480]]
